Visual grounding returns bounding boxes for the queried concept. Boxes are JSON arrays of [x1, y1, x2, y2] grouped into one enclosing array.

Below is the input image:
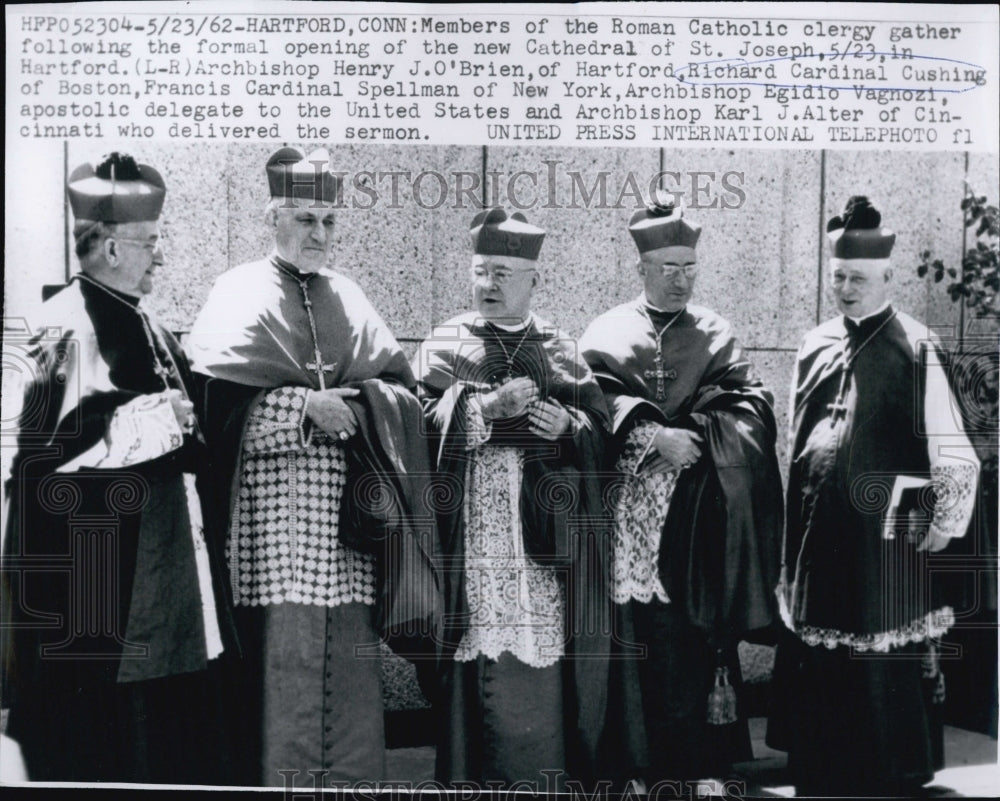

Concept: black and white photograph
[[3, 3, 998, 798]]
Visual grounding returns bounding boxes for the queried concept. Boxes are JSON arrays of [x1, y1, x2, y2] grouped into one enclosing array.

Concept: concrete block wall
[[8, 144, 990, 465]]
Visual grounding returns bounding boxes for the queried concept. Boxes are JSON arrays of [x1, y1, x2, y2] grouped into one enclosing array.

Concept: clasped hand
[[642, 425, 704, 473], [911, 513, 950, 553], [481, 377, 572, 440], [306, 388, 360, 440], [166, 389, 195, 434]]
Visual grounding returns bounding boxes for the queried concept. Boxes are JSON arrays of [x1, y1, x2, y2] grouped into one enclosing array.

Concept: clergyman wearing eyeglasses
[[412, 208, 611, 791], [580, 194, 784, 787]]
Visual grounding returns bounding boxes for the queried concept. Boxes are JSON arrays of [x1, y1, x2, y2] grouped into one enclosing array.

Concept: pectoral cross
[[138, 310, 175, 389], [827, 369, 851, 424], [306, 350, 336, 390], [827, 397, 850, 421], [288, 271, 335, 390], [644, 353, 677, 401], [826, 310, 896, 427]]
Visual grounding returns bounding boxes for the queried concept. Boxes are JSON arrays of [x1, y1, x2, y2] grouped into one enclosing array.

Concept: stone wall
[[8, 144, 997, 473]]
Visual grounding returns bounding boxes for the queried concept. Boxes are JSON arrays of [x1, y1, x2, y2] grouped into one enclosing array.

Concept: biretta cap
[[628, 192, 701, 253], [827, 196, 895, 259], [67, 152, 165, 223], [470, 207, 545, 261], [266, 146, 342, 203]]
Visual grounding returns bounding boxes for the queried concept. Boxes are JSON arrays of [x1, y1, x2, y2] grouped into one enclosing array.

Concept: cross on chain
[[825, 311, 898, 426], [298, 282, 336, 390], [826, 398, 851, 420], [138, 309, 176, 389], [305, 354, 336, 390], [826, 367, 852, 423], [644, 353, 678, 401]]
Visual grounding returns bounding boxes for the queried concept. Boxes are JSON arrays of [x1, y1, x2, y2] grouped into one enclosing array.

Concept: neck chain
[[77, 273, 176, 390], [274, 260, 335, 390], [827, 310, 897, 423], [638, 304, 683, 401], [487, 319, 533, 383]]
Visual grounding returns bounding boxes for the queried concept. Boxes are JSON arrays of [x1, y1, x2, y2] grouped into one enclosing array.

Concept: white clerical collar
[[488, 313, 533, 332], [640, 293, 685, 314], [844, 300, 891, 323], [271, 251, 329, 279]]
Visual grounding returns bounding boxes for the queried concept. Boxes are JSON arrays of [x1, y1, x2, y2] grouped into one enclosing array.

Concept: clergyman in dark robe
[[413, 208, 611, 790], [186, 147, 439, 788], [2, 152, 237, 784], [766, 196, 980, 796], [580, 195, 783, 786]]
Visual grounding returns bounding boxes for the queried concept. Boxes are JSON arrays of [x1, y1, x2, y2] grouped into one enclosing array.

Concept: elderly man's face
[[830, 258, 892, 318], [272, 196, 337, 273], [107, 221, 163, 298], [470, 254, 537, 322], [639, 246, 698, 312]]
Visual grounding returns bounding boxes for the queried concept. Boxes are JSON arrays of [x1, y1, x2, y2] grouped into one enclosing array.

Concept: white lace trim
[[105, 392, 185, 467], [228, 387, 376, 609], [610, 422, 676, 605], [928, 462, 979, 540], [59, 391, 184, 472], [779, 591, 956, 652], [464, 392, 493, 450], [243, 385, 312, 453], [454, 445, 565, 668]]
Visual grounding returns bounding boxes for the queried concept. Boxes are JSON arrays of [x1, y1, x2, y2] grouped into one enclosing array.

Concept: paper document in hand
[[882, 475, 932, 540]]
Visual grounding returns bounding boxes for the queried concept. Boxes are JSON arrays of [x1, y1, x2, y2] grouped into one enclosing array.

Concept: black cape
[[188, 258, 441, 651], [2, 277, 238, 782], [413, 312, 612, 782], [581, 299, 783, 642]]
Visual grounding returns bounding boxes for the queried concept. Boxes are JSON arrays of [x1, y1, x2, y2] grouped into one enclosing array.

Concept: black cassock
[[414, 312, 611, 788], [2, 276, 238, 784], [768, 305, 979, 795], [188, 257, 440, 786], [581, 298, 783, 783]]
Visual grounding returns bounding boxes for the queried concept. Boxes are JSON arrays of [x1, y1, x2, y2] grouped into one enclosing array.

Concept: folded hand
[[307, 387, 360, 441]]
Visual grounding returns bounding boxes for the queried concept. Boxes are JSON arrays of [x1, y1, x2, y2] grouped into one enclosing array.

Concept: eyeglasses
[[114, 236, 160, 251], [114, 237, 165, 262], [643, 261, 698, 280], [470, 266, 536, 286]]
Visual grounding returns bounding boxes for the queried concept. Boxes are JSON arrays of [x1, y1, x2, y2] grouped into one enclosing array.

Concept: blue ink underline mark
[[674, 52, 987, 95]]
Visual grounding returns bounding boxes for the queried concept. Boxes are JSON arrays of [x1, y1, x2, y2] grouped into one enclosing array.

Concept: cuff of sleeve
[[928, 461, 979, 539], [629, 422, 661, 476], [104, 393, 184, 468], [245, 386, 313, 455], [465, 393, 493, 450]]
